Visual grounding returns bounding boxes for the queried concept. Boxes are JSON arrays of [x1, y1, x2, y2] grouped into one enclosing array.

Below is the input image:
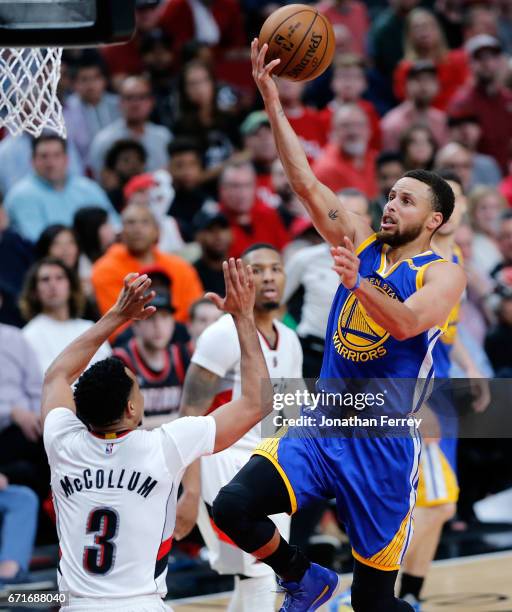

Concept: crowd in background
[[1, 0, 512, 587]]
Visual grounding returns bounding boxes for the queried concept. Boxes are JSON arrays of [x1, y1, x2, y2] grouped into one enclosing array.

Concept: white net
[[0, 47, 65, 138]]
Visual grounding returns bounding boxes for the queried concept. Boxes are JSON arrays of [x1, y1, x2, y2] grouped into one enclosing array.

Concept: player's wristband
[[350, 273, 361, 291]]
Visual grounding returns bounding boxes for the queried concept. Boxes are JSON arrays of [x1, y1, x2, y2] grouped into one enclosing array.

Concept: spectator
[[319, 54, 381, 151], [35, 225, 80, 273], [140, 29, 177, 127], [91, 203, 203, 330], [174, 59, 238, 189], [0, 290, 48, 500], [314, 103, 378, 197], [218, 161, 290, 257], [435, 142, 474, 192], [467, 187, 507, 277], [394, 8, 469, 110], [158, 0, 246, 62], [0, 478, 39, 587], [0, 132, 84, 197], [400, 124, 437, 171], [4, 135, 118, 243], [63, 53, 121, 164], [187, 297, 222, 346], [316, 0, 370, 56], [0, 200, 34, 309], [369, 0, 421, 79], [88, 76, 172, 180], [101, 139, 148, 213], [101, 0, 163, 84], [123, 172, 185, 254], [275, 79, 326, 163], [455, 222, 494, 346], [192, 208, 232, 295], [271, 159, 308, 231], [167, 138, 214, 240], [484, 284, 512, 376], [490, 211, 512, 285], [370, 151, 405, 230], [448, 115, 502, 188], [113, 289, 191, 429], [434, 0, 465, 49], [73, 207, 117, 297], [239, 111, 277, 207], [20, 258, 111, 376], [448, 35, 512, 172], [464, 3, 500, 42], [381, 61, 447, 150]]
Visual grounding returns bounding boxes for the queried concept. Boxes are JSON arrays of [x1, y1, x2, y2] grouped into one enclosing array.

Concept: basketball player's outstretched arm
[[203, 259, 273, 453], [332, 238, 467, 339], [251, 39, 373, 248], [41, 273, 156, 423]]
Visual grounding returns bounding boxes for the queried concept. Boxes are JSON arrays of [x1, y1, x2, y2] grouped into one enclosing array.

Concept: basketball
[[259, 4, 335, 82]]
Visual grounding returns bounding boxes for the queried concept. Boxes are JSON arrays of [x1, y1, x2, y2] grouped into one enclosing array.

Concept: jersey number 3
[[83, 507, 119, 575]]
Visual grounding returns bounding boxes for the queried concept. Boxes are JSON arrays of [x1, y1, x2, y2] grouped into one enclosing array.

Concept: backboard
[[0, 0, 135, 46]]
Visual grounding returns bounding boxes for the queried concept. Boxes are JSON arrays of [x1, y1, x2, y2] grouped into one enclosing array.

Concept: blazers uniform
[[192, 314, 303, 578], [44, 408, 215, 611], [254, 234, 448, 572]]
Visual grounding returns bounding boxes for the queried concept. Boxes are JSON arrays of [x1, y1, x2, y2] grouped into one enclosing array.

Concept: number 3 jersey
[[43, 408, 216, 598]]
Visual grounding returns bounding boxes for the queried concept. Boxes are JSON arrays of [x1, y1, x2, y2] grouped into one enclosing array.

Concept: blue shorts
[[253, 426, 421, 571]]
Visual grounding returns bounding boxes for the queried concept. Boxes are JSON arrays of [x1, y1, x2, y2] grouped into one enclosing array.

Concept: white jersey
[[192, 314, 303, 454], [43, 408, 215, 599]]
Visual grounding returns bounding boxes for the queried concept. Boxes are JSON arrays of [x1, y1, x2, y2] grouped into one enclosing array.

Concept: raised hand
[[112, 273, 156, 321], [331, 236, 361, 290], [206, 258, 255, 318], [251, 38, 281, 103]]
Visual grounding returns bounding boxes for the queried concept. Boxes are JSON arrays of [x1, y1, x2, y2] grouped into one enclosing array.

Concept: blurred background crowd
[[0, 0, 512, 592]]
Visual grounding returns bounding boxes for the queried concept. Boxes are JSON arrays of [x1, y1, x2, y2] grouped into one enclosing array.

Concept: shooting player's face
[[379, 177, 442, 247]]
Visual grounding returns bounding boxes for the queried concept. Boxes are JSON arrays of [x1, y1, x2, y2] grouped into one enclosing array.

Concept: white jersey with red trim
[[191, 314, 303, 453], [43, 408, 215, 599]]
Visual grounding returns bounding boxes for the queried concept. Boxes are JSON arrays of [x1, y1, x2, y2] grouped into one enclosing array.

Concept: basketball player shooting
[[41, 260, 272, 612], [208, 41, 467, 612]]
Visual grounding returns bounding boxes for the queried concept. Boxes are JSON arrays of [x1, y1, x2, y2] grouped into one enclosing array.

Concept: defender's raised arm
[[251, 39, 372, 247]]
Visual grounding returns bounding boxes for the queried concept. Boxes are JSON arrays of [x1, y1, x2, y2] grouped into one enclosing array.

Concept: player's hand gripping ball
[[258, 3, 335, 82]]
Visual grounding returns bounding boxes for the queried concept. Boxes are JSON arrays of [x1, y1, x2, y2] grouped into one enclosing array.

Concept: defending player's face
[[243, 248, 285, 311], [124, 367, 144, 426], [379, 177, 442, 246], [36, 263, 71, 311], [134, 309, 175, 351], [436, 180, 466, 237]]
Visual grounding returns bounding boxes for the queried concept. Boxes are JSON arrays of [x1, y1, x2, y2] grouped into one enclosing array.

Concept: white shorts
[[62, 595, 171, 611], [199, 446, 290, 578]]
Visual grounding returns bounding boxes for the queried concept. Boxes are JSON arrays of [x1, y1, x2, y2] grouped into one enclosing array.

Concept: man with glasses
[[88, 75, 172, 180]]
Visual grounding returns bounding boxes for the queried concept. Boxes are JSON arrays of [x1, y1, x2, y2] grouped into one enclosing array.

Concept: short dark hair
[[435, 169, 463, 191], [73, 51, 108, 79], [376, 151, 404, 169], [403, 169, 455, 226], [74, 357, 134, 428], [167, 137, 203, 159], [32, 134, 67, 156], [105, 139, 147, 171], [73, 207, 109, 263], [241, 243, 281, 259]]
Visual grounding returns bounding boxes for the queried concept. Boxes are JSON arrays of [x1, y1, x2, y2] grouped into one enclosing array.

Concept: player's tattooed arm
[[328, 209, 339, 221], [179, 364, 220, 417]]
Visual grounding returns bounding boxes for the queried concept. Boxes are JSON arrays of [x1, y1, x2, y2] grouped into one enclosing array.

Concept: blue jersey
[[318, 234, 447, 416], [432, 246, 462, 378]]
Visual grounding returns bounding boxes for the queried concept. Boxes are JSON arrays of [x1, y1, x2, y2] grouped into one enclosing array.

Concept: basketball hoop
[[0, 47, 65, 138]]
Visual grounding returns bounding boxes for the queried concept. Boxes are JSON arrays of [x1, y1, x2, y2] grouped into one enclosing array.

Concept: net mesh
[[0, 47, 65, 138]]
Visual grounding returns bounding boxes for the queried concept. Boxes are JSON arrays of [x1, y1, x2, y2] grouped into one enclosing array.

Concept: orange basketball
[[259, 4, 335, 82]]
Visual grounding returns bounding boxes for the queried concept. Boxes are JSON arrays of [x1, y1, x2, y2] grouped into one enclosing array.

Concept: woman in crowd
[[400, 124, 438, 171]]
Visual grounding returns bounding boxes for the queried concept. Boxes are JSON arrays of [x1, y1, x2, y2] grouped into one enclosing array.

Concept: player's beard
[[377, 220, 424, 247]]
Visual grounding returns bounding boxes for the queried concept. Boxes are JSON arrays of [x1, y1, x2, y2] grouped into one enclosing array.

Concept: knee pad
[[212, 482, 253, 538]]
